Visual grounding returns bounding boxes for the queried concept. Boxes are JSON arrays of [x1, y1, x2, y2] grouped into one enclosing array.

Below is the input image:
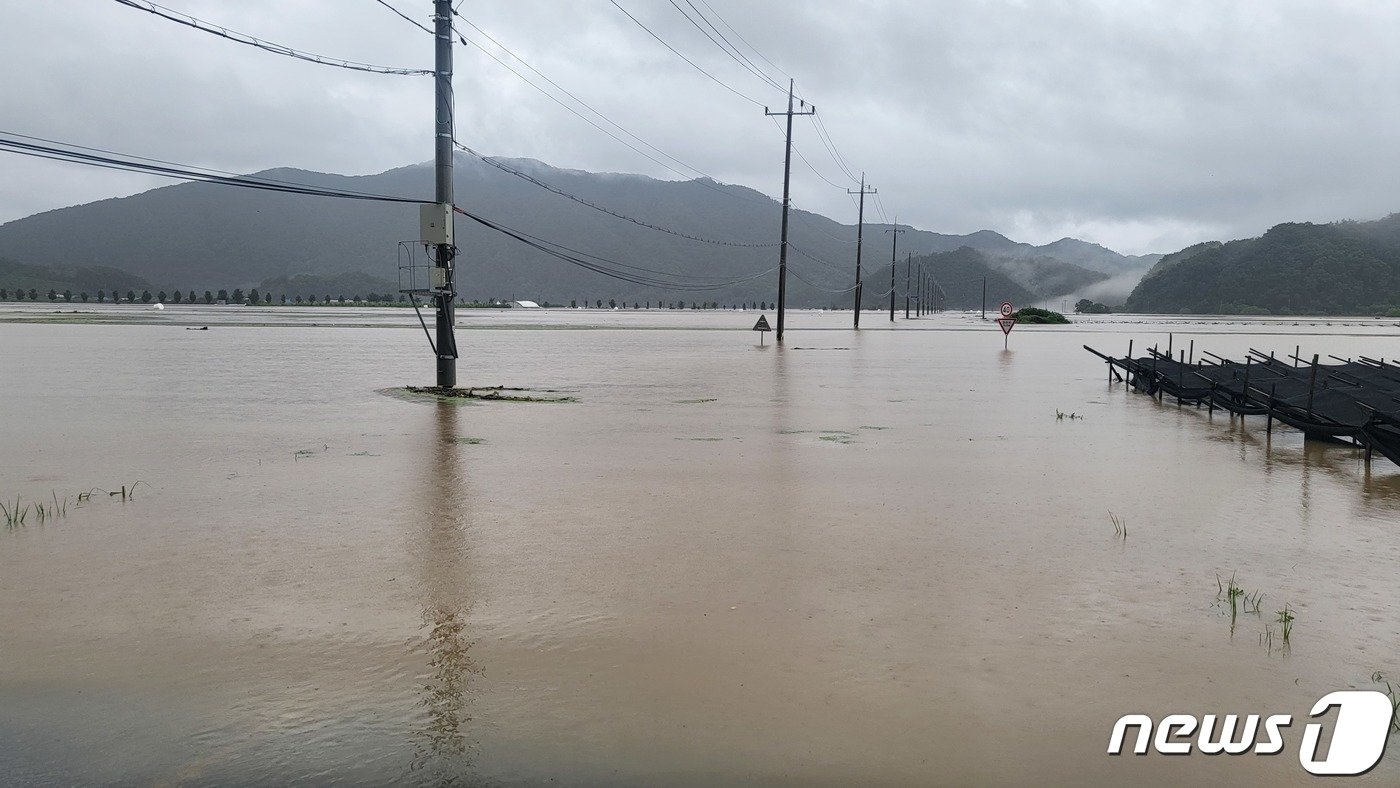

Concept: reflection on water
[[1195, 400, 1400, 513], [408, 402, 482, 783], [411, 605, 479, 782]]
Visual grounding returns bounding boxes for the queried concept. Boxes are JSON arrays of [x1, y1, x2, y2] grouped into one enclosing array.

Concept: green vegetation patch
[[1012, 307, 1070, 324]]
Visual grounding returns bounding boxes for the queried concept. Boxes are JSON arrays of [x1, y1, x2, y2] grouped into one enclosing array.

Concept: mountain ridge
[[1125, 216, 1400, 314], [0, 155, 1156, 306]]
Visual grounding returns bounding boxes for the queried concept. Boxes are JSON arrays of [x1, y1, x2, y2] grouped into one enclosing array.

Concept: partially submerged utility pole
[[765, 79, 815, 344], [980, 277, 986, 320], [917, 264, 923, 317], [904, 254, 911, 319], [430, 0, 458, 387], [886, 220, 905, 322], [848, 174, 876, 329]]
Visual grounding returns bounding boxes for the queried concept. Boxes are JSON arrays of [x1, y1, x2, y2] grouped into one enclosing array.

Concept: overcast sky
[[3, 0, 1399, 255]]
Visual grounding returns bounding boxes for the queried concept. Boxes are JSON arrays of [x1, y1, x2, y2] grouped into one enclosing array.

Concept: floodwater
[[1, 303, 1398, 785]]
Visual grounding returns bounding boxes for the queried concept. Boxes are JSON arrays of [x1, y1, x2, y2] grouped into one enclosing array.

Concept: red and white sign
[[999, 301, 1014, 318], [996, 317, 1017, 335]]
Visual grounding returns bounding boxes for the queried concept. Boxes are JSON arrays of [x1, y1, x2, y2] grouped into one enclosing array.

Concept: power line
[[788, 243, 852, 275], [810, 114, 859, 184], [450, 21, 771, 207], [453, 206, 777, 291], [371, 0, 432, 34], [694, 0, 791, 82], [456, 143, 777, 248], [608, 0, 766, 108], [787, 264, 858, 294], [645, 1, 867, 197], [793, 140, 849, 190], [451, 15, 761, 194], [669, 0, 785, 93], [111, 0, 432, 76], [0, 132, 427, 204], [768, 116, 847, 190], [2, 131, 784, 295], [872, 191, 891, 224]]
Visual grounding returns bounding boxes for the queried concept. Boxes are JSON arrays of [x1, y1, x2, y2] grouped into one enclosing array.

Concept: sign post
[[996, 302, 1017, 348], [753, 314, 773, 345]]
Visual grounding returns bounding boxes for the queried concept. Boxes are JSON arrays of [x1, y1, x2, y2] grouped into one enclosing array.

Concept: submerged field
[[1, 304, 1398, 785]]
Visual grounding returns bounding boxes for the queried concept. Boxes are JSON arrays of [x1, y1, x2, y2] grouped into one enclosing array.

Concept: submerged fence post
[[1306, 353, 1320, 416], [1178, 349, 1187, 406], [1267, 383, 1276, 435], [1152, 345, 1160, 400]]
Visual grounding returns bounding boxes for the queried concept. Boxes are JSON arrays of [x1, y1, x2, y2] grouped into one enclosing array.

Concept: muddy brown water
[[1, 304, 1398, 785]]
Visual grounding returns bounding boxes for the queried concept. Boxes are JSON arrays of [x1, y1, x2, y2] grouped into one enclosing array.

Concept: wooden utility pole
[[765, 79, 815, 344], [848, 174, 876, 329], [886, 220, 905, 322]]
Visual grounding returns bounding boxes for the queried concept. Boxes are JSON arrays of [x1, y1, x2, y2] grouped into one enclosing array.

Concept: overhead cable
[[111, 0, 432, 75], [457, 143, 777, 248]]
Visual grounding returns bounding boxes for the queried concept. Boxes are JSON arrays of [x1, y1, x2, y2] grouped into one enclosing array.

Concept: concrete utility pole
[[916, 264, 923, 317], [981, 277, 986, 319], [886, 220, 905, 322], [432, 0, 458, 387], [765, 79, 815, 344], [904, 253, 912, 319], [848, 174, 876, 329]]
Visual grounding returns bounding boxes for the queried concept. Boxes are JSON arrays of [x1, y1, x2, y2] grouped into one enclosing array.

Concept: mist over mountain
[[1126, 216, 1400, 315], [0, 154, 1155, 307], [917, 247, 1036, 310]]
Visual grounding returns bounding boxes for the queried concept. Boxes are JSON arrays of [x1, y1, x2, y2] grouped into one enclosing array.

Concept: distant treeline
[[0, 285, 785, 311]]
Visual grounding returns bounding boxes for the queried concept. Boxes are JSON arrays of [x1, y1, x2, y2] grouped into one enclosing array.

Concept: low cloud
[[3, 1, 1399, 257]]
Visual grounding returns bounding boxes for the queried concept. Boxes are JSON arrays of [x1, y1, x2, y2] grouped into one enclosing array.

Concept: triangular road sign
[[753, 315, 772, 332], [996, 316, 1017, 335]]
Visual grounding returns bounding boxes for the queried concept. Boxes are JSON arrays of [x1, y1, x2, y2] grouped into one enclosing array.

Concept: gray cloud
[[2, 0, 1398, 255]]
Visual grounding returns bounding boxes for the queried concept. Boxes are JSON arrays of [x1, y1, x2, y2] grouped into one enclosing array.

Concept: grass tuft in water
[[2, 496, 29, 528], [1276, 604, 1295, 644], [1109, 511, 1127, 538], [1242, 589, 1265, 614]]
